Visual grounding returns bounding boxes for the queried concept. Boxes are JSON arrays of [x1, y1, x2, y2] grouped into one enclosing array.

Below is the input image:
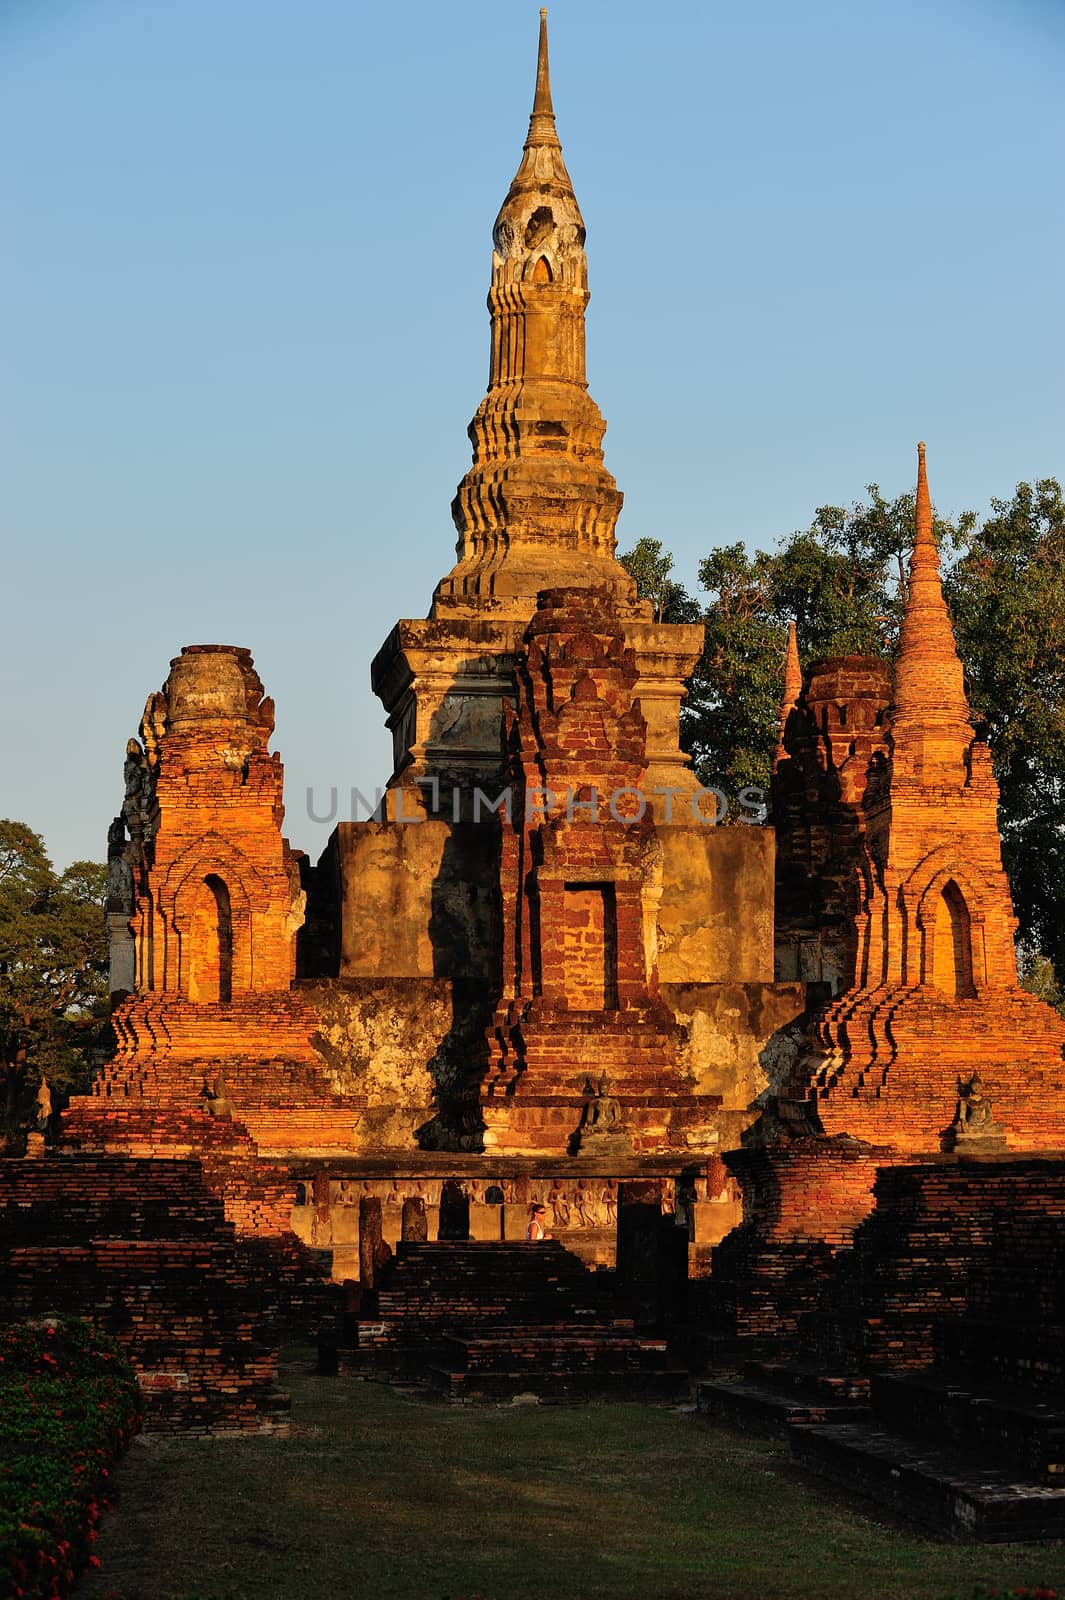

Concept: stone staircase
[[697, 1359, 870, 1434], [322, 1240, 690, 1404], [789, 1326, 1065, 1540]]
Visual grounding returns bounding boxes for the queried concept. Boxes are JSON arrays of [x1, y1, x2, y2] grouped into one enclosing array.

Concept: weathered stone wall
[[331, 816, 777, 991], [664, 980, 807, 1132], [657, 828, 776, 985], [332, 820, 500, 984], [304, 978, 450, 1150]]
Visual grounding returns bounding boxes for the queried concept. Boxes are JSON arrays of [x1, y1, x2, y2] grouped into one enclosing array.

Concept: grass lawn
[[77, 1350, 1065, 1600]]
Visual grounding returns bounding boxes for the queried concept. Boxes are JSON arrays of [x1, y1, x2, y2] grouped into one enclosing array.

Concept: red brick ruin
[[774, 444, 1065, 1153], [482, 587, 723, 1156], [6, 19, 1065, 1508]]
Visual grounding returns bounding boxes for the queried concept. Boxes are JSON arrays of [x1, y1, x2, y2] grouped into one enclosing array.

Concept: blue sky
[[2, 0, 1063, 868]]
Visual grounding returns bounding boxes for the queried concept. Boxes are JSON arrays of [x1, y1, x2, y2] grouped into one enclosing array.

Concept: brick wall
[[481, 587, 724, 1157], [809, 1155, 1065, 1376], [704, 1140, 892, 1346], [0, 1156, 322, 1433], [561, 883, 617, 1010]]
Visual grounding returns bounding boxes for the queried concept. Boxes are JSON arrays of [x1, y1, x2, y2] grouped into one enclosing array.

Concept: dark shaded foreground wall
[[0, 1156, 330, 1433], [706, 1146, 1065, 1390]]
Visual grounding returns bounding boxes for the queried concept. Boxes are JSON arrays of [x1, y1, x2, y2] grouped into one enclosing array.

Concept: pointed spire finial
[[914, 440, 934, 559], [774, 621, 803, 768], [892, 440, 972, 744], [783, 620, 802, 705], [533, 9, 554, 118]]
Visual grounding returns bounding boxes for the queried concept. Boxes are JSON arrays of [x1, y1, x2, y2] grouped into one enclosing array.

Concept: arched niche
[[908, 853, 988, 996], [931, 879, 976, 1000], [166, 833, 266, 997], [187, 874, 234, 1004]]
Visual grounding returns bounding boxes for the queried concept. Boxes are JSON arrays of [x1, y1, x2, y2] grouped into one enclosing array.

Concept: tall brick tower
[[107, 645, 305, 1006], [72, 17, 802, 1266], [326, 11, 798, 1158], [69, 645, 361, 1159], [479, 588, 720, 1157], [436, 9, 628, 612], [711, 448, 1065, 1352], [778, 445, 1065, 1151]]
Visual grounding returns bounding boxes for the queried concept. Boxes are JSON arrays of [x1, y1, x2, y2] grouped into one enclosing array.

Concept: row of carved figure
[[318, 1174, 728, 1229]]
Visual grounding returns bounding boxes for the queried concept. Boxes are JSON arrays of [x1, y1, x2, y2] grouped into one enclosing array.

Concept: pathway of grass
[[79, 1352, 1065, 1600]]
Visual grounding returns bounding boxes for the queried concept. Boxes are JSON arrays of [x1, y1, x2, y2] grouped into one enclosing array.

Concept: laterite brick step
[[745, 1361, 870, 1404], [442, 1330, 667, 1375], [941, 1318, 1065, 1396], [697, 1372, 870, 1436], [790, 1420, 1065, 1541], [324, 1239, 688, 1402], [873, 1371, 1065, 1484], [427, 1365, 691, 1405]]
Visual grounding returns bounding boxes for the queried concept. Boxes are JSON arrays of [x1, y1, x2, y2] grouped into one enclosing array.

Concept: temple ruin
[[62, 7, 1065, 1268], [64, 11, 811, 1272], [5, 16, 1063, 1527]]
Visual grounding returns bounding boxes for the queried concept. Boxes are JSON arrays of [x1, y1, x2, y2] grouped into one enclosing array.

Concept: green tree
[[686, 543, 784, 794], [680, 487, 964, 795], [0, 821, 109, 1149], [944, 479, 1065, 985], [771, 487, 967, 657], [619, 537, 701, 624]]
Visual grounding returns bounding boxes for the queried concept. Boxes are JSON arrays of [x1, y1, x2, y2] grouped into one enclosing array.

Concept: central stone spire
[[371, 11, 700, 803], [433, 9, 635, 617]]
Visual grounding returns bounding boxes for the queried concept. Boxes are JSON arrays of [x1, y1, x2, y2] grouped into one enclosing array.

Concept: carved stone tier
[[433, 11, 632, 616], [804, 986, 1065, 1152], [370, 613, 705, 799]]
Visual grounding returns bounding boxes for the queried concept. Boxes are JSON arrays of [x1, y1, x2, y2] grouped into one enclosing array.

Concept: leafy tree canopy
[[0, 820, 109, 1148], [945, 479, 1065, 981], [619, 537, 702, 625]]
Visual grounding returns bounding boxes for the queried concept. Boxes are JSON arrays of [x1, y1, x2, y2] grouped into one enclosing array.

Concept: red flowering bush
[[0, 1319, 141, 1600]]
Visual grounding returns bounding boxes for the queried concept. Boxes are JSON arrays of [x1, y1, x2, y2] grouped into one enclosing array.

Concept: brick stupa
[[709, 445, 1065, 1352], [775, 444, 1065, 1153]]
